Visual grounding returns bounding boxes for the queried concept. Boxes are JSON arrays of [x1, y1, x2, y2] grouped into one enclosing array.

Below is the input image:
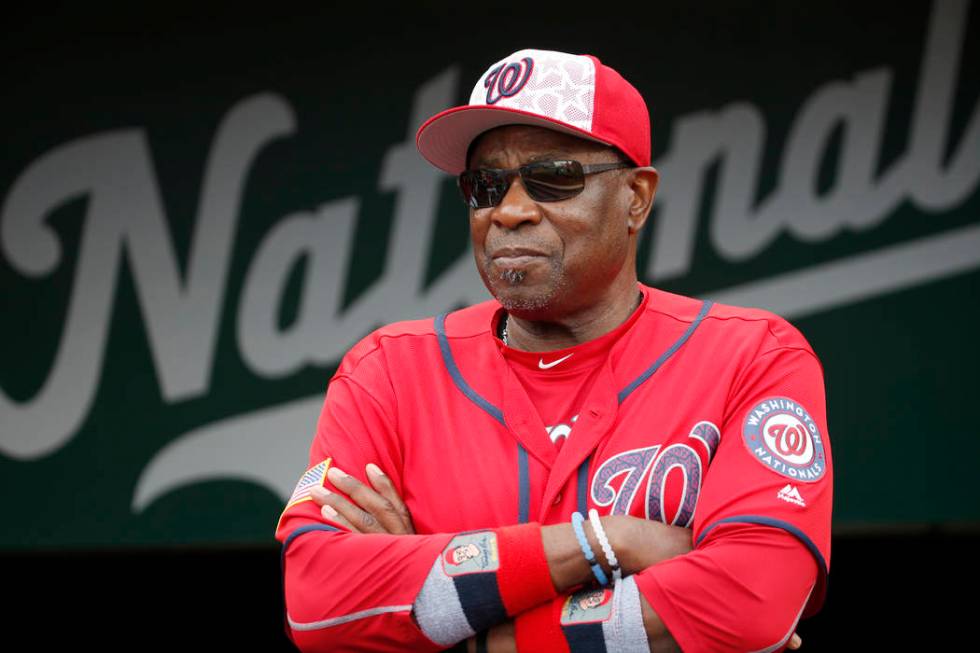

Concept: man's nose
[[490, 175, 543, 230]]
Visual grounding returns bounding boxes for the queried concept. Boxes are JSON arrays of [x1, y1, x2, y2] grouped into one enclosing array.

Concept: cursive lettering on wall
[[1, 3, 977, 515]]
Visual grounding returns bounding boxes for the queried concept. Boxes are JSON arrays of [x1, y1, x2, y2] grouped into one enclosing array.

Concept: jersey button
[[552, 493, 562, 505]]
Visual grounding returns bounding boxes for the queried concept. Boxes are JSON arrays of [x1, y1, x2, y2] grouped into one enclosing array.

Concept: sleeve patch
[[742, 397, 826, 483], [441, 531, 499, 577], [560, 588, 614, 625], [276, 458, 331, 530]]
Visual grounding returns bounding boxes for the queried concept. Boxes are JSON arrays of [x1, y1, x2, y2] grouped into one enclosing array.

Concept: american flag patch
[[286, 458, 331, 509], [275, 458, 332, 534]]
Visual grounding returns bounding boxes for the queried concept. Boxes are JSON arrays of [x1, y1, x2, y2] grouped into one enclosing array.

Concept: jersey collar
[[494, 290, 648, 375]]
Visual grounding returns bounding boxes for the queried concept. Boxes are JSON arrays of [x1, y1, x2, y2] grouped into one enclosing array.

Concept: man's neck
[[503, 284, 643, 353]]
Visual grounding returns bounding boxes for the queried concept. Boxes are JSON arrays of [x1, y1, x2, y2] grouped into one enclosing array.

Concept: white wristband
[[588, 508, 621, 582]]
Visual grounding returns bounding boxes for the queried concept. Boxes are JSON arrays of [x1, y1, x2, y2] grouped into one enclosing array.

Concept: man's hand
[[309, 463, 415, 534]]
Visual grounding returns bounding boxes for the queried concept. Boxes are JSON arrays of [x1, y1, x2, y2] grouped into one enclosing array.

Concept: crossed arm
[[310, 463, 804, 652]]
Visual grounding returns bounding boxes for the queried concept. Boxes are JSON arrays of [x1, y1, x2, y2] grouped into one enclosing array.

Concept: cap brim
[[416, 105, 614, 175]]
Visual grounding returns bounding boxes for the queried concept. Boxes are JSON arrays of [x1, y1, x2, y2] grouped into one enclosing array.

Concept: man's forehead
[[468, 124, 611, 167]]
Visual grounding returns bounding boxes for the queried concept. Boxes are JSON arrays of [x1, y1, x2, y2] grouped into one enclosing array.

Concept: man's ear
[[626, 167, 659, 234]]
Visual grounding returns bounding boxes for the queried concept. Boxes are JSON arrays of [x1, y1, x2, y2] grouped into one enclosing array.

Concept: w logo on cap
[[484, 57, 534, 104]]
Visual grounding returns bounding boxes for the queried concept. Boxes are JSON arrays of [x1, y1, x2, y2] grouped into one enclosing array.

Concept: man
[[276, 49, 831, 652]]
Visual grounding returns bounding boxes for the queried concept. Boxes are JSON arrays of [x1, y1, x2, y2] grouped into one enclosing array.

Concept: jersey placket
[[537, 356, 620, 522]]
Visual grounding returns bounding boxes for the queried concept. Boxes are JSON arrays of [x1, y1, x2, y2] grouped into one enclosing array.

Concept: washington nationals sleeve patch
[[742, 397, 826, 482]]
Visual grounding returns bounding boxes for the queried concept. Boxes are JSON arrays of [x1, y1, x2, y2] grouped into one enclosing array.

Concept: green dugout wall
[[1, 1, 978, 550]]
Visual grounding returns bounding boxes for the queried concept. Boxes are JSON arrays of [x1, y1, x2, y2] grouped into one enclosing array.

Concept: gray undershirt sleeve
[[412, 556, 476, 647], [602, 576, 651, 653]]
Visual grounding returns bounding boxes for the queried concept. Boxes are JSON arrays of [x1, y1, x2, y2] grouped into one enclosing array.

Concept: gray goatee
[[500, 269, 526, 285]]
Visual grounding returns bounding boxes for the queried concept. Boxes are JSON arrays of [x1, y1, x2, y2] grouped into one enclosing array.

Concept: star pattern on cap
[[483, 53, 595, 130], [556, 78, 589, 119], [514, 87, 538, 111]]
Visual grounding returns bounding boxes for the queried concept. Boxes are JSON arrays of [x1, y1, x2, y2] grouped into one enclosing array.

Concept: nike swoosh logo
[[538, 353, 574, 369]]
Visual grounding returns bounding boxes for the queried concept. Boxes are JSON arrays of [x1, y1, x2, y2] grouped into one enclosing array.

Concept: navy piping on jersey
[[576, 457, 590, 515], [437, 300, 712, 424], [282, 523, 342, 557], [281, 524, 343, 593], [436, 301, 710, 527], [696, 515, 828, 579], [436, 313, 505, 425], [280, 524, 343, 638], [517, 444, 530, 523], [617, 300, 713, 404]]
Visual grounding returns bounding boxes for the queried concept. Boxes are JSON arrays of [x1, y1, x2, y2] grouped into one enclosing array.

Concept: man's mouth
[[490, 247, 548, 267]]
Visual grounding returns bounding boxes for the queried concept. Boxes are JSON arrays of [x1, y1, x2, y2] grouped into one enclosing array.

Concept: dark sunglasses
[[457, 159, 632, 209]]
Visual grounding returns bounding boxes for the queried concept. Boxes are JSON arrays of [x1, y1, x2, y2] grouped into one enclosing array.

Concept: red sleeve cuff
[[514, 596, 569, 653], [496, 523, 558, 615]]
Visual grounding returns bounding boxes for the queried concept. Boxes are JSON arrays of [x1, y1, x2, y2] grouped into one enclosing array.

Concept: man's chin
[[488, 283, 557, 314]]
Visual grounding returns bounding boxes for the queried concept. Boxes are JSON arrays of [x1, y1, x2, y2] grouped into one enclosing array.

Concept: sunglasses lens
[[459, 169, 508, 208], [522, 160, 585, 202], [458, 172, 477, 208], [458, 161, 587, 208]]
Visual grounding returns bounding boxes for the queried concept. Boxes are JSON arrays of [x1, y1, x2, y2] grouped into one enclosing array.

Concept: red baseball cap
[[416, 49, 651, 174]]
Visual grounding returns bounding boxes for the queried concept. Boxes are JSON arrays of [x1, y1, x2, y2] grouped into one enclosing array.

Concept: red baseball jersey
[[276, 283, 833, 652]]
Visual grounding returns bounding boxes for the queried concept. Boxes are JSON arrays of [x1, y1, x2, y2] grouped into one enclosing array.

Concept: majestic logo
[[484, 57, 534, 105], [777, 484, 806, 507], [743, 397, 826, 482]]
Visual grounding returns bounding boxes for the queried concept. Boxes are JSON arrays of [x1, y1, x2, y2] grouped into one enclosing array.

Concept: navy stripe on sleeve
[[453, 573, 508, 633], [695, 514, 828, 578], [563, 623, 609, 653]]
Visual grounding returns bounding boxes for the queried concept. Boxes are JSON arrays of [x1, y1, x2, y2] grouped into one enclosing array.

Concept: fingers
[[309, 484, 330, 507], [305, 464, 414, 535], [788, 632, 802, 649], [310, 490, 360, 533], [311, 483, 381, 533], [365, 463, 415, 534], [311, 466, 413, 535]]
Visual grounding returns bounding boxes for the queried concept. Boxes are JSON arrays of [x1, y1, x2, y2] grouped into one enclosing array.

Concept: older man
[[276, 49, 831, 653]]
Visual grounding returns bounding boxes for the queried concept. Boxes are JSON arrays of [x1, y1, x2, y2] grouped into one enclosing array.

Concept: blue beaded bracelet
[[571, 511, 609, 587]]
